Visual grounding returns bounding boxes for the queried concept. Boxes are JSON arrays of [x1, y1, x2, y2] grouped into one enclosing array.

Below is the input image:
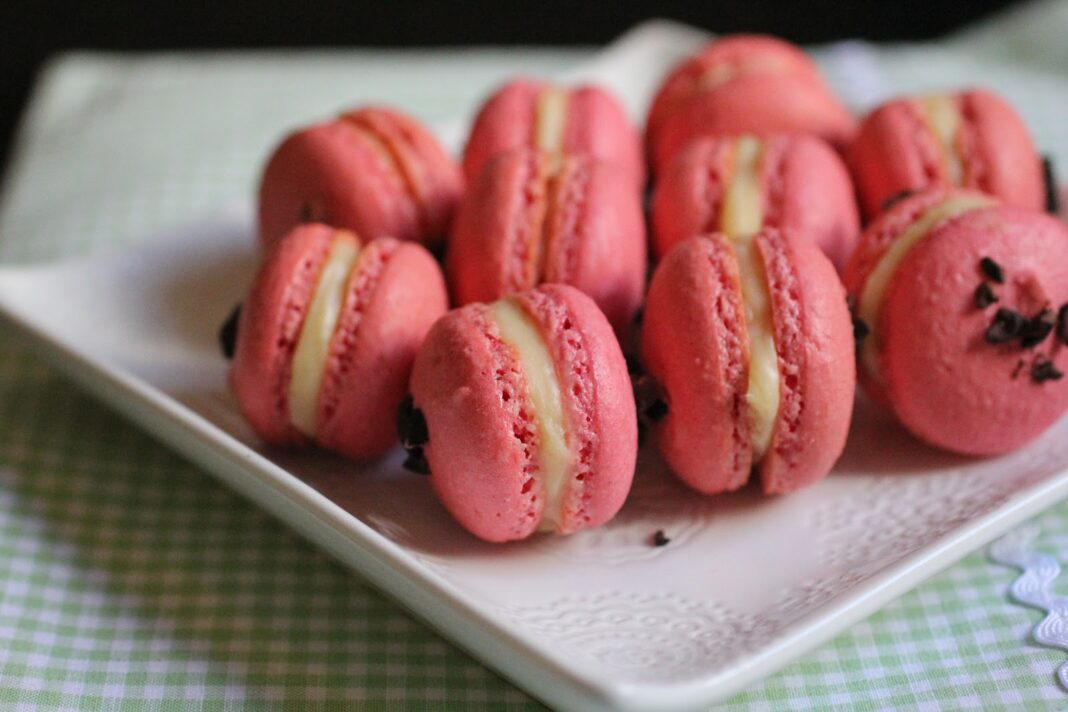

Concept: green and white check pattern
[[2, 2, 1068, 708]]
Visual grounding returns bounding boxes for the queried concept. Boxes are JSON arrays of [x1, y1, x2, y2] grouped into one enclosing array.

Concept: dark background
[[0, 0, 1020, 174]]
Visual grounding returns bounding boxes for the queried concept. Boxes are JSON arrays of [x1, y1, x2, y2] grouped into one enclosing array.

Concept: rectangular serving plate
[[1, 22, 1067, 711]]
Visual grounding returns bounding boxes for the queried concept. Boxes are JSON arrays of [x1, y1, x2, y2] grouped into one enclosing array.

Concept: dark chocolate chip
[[218, 303, 242, 360], [974, 283, 998, 309], [1020, 308, 1056, 349], [397, 395, 431, 475], [652, 529, 671, 547], [1044, 155, 1060, 215], [633, 373, 668, 424], [985, 308, 1024, 344], [853, 317, 870, 346], [1057, 304, 1068, 346], [881, 189, 915, 213], [1032, 358, 1064, 384], [979, 257, 1004, 284]]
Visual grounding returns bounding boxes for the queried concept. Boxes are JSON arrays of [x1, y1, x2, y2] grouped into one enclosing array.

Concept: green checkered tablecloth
[[2, 2, 1068, 708]]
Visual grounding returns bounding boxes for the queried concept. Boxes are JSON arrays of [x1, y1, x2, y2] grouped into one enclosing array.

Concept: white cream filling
[[720, 136, 765, 238], [858, 194, 993, 382], [288, 237, 360, 436], [732, 235, 780, 460], [535, 86, 569, 155], [490, 298, 571, 533], [718, 136, 778, 460], [917, 95, 965, 186]]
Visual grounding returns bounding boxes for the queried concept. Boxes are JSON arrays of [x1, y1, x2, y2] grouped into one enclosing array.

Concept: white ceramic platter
[[2, 22, 1067, 712]]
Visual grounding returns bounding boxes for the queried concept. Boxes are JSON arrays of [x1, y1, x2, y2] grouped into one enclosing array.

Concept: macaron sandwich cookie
[[258, 106, 463, 252], [408, 284, 637, 542], [463, 78, 644, 190], [640, 229, 855, 494], [645, 34, 855, 176], [651, 134, 859, 270], [229, 223, 448, 459], [843, 188, 1068, 455], [849, 89, 1044, 219], [447, 148, 646, 336]]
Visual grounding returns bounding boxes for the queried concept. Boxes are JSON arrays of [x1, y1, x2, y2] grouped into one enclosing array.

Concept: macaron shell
[[650, 72, 855, 176], [315, 238, 448, 459], [960, 90, 1044, 213], [516, 285, 637, 532], [462, 79, 540, 185], [412, 302, 544, 543], [651, 135, 859, 270], [229, 223, 337, 446], [641, 234, 754, 494], [259, 121, 420, 252], [645, 35, 824, 148], [448, 149, 646, 337], [756, 228, 855, 493], [878, 207, 1068, 455]]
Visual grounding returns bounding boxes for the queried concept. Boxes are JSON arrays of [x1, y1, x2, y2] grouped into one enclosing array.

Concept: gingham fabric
[[2, 2, 1068, 709]]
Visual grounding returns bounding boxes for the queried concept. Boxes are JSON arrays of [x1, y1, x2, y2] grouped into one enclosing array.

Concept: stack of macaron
[[222, 30, 1067, 544]]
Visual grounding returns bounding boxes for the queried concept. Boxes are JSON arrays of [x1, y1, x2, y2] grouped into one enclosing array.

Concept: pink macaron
[[407, 284, 637, 542], [463, 78, 644, 191], [843, 188, 1068, 455], [646, 35, 855, 177], [849, 89, 1044, 220], [651, 133, 859, 270], [640, 229, 855, 495], [447, 148, 646, 337], [258, 106, 463, 252], [228, 223, 448, 459]]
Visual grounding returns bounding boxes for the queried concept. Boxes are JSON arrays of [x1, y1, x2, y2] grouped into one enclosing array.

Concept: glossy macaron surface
[[651, 134, 859, 270], [646, 35, 855, 175], [230, 223, 448, 459], [463, 78, 644, 190], [410, 284, 637, 542], [258, 106, 462, 252], [447, 148, 646, 336], [844, 189, 1068, 455], [849, 89, 1044, 219], [640, 229, 854, 495]]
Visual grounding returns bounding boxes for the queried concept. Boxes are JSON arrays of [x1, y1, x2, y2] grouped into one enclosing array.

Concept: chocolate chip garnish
[[974, 283, 998, 309], [218, 303, 241, 360], [979, 257, 1004, 284], [1057, 304, 1068, 346], [633, 373, 668, 424], [852, 317, 870, 347], [397, 395, 431, 475], [1032, 358, 1064, 384], [985, 308, 1025, 344], [1044, 155, 1059, 215], [881, 189, 915, 212], [1020, 308, 1056, 349], [652, 529, 671, 547]]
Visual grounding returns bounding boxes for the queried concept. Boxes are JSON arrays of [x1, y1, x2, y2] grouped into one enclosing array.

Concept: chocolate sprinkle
[[853, 317, 870, 347], [1032, 358, 1064, 384], [633, 374, 668, 424], [1020, 308, 1056, 349], [985, 308, 1025, 344], [396, 396, 431, 475], [1011, 359, 1026, 380], [218, 303, 242, 360], [1057, 304, 1068, 346], [881, 189, 915, 212], [1044, 155, 1060, 215], [652, 529, 671, 547], [979, 257, 1005, 284], [974, 283, 998, 309]]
